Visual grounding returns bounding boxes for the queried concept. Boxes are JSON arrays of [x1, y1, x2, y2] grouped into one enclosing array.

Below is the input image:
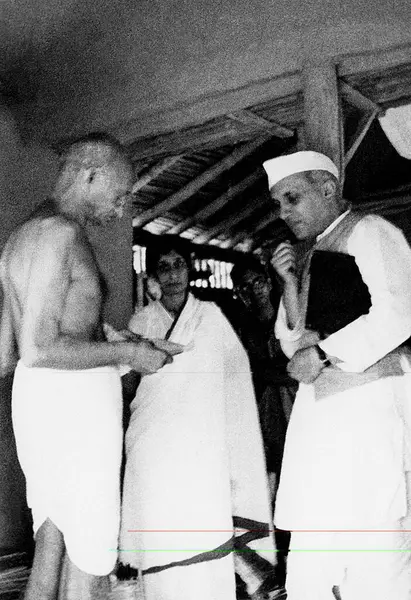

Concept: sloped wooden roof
[[128, 57, 411, 255]]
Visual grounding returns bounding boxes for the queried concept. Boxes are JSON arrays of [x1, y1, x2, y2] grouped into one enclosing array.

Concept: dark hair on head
[[304, 169, 338, 187], [230, 255, 266, 287], [146, 235, 192, 277]]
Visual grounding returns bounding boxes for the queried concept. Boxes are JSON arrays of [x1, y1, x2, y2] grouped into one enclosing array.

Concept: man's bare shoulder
[[27, 214, 81, 240], [11, 214, 82, 255]]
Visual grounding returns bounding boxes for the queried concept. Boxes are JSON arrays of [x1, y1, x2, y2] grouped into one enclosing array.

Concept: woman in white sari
[[118, 237, 277, 600]]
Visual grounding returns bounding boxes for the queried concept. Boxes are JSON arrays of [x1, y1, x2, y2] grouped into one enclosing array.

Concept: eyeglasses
[[114, 191, 133, 207], [156, 258, 188, 276], [237, 275, 267, 294]]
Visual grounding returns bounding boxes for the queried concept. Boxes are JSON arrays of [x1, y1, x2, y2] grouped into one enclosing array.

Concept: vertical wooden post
[[136, 273, 145, 309], [303, 60, 344, 180]]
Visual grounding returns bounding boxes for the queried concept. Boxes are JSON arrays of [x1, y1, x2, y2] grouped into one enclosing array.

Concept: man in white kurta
[[265, 151, 411, 600]]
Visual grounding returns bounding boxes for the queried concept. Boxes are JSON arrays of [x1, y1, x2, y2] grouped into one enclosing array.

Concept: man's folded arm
[[319, 215, 411, 372]]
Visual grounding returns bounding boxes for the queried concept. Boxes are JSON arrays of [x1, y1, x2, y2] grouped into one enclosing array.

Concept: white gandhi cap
[[263, 150, 339, 190]]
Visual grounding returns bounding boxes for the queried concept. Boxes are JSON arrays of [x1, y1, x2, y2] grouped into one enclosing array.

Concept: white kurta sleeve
[[319, 214, 411, 372], [275, 298, 306, 358]]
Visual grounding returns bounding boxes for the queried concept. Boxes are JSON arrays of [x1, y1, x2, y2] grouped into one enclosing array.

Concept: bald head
[[59, 132, 131, 175], [54, 132, 133, 225]]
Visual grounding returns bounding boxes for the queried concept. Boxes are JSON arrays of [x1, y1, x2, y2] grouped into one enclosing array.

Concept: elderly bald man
[[0, 132, 182, 600], [266, 151, 411, 600]]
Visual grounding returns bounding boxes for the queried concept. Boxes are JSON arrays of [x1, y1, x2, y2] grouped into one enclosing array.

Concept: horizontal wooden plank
[[115, 71, 301, 146], [339, 42, 411, 78], [117, 43, 411, 150]]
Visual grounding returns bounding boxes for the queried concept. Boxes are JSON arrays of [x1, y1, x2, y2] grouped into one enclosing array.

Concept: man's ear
[[83, 167, 97, 185], [322, 178, 337, 200]]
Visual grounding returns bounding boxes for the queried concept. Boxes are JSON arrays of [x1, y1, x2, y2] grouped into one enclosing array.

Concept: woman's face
[[155, 250, 189, 298]]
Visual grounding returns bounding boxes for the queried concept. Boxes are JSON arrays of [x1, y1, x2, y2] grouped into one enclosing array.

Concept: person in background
[[118, 235, 278, 600], [0, 132, 181, 600], [267, 150, 411, 600], [231, 258, 297, 498]]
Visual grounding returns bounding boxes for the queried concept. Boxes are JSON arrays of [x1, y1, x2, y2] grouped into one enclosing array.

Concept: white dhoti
[[12, 361, 123, 576]]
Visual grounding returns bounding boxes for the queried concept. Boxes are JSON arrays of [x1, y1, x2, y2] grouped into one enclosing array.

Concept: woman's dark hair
[[146, 235, 192, 277]]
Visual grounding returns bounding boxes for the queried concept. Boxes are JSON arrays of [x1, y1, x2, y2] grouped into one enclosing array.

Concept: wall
[[0, 106, 40, 551], [0, 104, 133, 551], [21, 0, 411, 142]]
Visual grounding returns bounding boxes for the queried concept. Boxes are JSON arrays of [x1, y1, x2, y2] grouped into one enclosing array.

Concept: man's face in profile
[[87, 161, 133, 225], [270, 172, 333, 240]]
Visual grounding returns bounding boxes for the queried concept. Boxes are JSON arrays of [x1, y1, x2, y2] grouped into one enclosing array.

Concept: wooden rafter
[[138, 137, 269, 234], [128, 109, 295, 162], [227, 110, 294, 139], [223, 208, 280, 249], [110, 44, 411, 149], [340, 81, 381, 114], [129, 118, 250, 162], [167, 171, 261, 236], [170, 171, 260, 237], [132, 155, 183, 193], [194, 200, 264, 245]]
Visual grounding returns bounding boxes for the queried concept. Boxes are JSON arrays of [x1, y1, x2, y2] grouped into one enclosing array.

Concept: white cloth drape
[[12, 361, 123, 575], [119, 294, 275, 598]]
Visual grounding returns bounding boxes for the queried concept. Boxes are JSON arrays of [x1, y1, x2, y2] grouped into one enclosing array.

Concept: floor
[[0, 553, 287, 599]]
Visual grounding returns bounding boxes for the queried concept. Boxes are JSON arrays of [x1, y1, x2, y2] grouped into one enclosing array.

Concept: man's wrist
[[315, 344, 331, 367]]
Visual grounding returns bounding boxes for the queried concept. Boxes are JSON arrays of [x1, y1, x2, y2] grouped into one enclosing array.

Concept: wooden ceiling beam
[[129, 118, 251, 162], [129, 110, 295, 162], [111, 44, 411, 149], [194, 200, 264, 245], [169, 171, 262, 236], [340, 81, 381, 115], [227, 109, 295, 139], [136, 137, 269, 233], [132, 155, 183, 192], [133, 137, 267, 228], [222, 208, 280, 248]]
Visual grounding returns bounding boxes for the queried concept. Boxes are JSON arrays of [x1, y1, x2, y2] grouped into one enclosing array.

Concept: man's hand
[[287, 345, 324, 384], [271, 241, 297, 284], [150, 338, 185, 356], [124, 339, 183, 375]]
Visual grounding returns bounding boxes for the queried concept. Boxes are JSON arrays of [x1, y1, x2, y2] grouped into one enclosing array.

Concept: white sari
[[119, 293, 276, 599]]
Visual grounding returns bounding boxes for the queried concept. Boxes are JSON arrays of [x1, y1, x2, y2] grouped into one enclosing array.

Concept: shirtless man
[[0, 132, 182, 600]]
